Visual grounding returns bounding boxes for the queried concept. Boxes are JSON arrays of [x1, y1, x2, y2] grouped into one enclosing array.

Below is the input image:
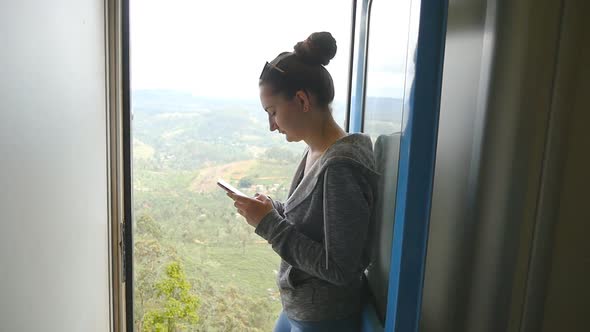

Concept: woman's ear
[[295, 90, 311, 112]]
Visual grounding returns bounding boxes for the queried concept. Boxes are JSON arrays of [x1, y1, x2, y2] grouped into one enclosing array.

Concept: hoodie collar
[[284, 133, 376, 213]]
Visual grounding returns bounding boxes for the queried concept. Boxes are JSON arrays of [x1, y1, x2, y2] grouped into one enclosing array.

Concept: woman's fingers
[[234, 196, 262, 207], [234, 197, 260, 212], [254, 193, 270, 202], [229, 192, 268, 203], [234, 200, 247, 209], [228, 193, 271, 227]]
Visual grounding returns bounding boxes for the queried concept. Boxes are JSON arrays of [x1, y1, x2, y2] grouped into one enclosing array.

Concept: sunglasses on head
[[260, 61, 286, 79]]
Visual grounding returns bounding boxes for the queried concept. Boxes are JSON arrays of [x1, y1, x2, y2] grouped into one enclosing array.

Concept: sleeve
[[255, 164, 372, 286], [268, 196, 285, 217]]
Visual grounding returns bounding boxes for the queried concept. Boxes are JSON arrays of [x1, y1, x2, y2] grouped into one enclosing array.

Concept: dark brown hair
[[259, 32, 337, 108]]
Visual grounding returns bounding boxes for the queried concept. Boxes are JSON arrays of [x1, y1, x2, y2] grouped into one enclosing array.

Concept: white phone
[[217, 179, 247, 197]]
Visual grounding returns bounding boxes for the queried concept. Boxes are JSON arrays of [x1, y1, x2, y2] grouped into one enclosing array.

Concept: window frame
[[116, 0, 449, 331], [118, 1, 358, 331]]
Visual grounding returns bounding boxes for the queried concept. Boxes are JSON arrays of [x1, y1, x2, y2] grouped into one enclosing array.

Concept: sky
[[130, 0, 412, 101]]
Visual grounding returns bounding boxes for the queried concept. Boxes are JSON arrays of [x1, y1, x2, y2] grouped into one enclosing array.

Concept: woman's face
[[259, 84, 308, 142]]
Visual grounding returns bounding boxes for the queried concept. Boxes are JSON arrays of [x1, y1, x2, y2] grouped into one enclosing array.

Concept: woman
[[228, 32, 378, 332]]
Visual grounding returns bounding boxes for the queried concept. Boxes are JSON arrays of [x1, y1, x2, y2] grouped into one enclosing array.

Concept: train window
[[130, 0, 352, 330], [362, 0, 413, 322], [363, 0, 411, 138]]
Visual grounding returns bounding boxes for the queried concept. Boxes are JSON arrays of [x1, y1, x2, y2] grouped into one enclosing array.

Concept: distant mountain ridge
[[132, 89, 404, 123]]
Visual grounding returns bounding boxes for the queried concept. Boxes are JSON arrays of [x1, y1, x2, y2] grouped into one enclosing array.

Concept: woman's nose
[[269, 118, 278, 132]]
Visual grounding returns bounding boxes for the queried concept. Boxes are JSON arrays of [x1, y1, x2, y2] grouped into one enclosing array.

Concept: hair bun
[[293, 32, 337, 66]]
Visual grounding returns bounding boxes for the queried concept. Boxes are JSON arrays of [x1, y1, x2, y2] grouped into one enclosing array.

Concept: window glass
[[130, 1, 352, 330], [364, 0, 412, 138], [362, 0, 413, 322]]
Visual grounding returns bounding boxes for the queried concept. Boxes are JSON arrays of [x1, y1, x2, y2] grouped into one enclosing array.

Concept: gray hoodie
[[255, 133, 378, 321]]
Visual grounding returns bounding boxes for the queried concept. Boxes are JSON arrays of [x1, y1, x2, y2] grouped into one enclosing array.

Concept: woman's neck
[[304, 112, 347, 154]]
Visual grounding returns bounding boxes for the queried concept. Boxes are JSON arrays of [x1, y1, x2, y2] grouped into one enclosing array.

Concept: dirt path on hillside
[[189, 160, 256, 193]]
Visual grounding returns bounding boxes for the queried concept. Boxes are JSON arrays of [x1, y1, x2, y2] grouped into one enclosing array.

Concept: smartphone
[[217, 179, 247, 197]]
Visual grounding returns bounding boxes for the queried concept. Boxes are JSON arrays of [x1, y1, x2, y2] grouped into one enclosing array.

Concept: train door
[[349, 0, 448, 331]]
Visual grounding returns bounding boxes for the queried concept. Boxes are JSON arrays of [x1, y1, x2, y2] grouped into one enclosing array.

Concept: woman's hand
[[228, 192, 273, 227]]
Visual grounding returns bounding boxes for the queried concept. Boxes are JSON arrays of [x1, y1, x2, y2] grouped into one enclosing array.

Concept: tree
[[137, 214, 162, 239], [195, 285, 277, 332], [238, 177, 253, 188], [143, 261, 200, 332], [134, 238, 165, 331]]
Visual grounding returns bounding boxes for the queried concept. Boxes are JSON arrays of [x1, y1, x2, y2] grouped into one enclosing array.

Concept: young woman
[[227, 32, 378, 332]]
